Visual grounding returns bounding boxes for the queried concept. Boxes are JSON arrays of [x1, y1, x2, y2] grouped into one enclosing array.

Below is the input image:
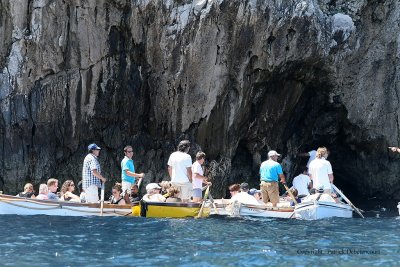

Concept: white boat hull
[[397, 202, 400, 216], [295, 201, 353, 220], [0, 195, 133, 216], [239, 205, 295, 218]]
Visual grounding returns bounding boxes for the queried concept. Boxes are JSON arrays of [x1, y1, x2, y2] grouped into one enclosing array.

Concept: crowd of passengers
[[14, 140, 330, 206]]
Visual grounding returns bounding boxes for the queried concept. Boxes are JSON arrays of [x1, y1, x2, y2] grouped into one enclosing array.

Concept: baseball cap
[[240, 183, 249, 191], [268, 150, 281, 157], [146, 183, 161, 191], [88, 143, 101, 151], [249, 188, 261, 195]]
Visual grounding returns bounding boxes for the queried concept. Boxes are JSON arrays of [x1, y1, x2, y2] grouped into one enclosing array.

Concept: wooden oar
[[331, 184, 364, 218], [195, 185, 210, 219], [100, 182, 105, 216], [283, 183, 298, 205], [208, 190, 219, 215]]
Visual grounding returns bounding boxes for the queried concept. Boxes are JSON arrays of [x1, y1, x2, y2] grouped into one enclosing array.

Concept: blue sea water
[[0, 213, 399, 266]]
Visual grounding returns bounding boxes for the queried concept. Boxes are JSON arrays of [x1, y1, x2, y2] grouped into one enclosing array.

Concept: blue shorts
[[192, 188, 202, 198]]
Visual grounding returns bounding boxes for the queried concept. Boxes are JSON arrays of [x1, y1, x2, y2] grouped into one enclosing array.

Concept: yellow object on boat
[[132, 201, 210, 218]]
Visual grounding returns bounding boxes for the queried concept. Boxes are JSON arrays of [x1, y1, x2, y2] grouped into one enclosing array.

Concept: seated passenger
[[249, 188, 263, 204], [165, 186, 181, 203], [142, 183, 166, 202], [292, 166, 311, 197], [17, 183, 36, 198], [159, 181, 172, 196], [129, 184, 141, 202], [110, 183, 126, 205], [229, 183, 261, 206], [285, 188, 301, 206], [60, 180, 80, 202], [36, 184, 49, 200], [47, 178, 59, 200]]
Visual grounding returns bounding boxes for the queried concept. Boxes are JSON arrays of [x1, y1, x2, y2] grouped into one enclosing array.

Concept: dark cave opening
[[227, 61, 377, 202]]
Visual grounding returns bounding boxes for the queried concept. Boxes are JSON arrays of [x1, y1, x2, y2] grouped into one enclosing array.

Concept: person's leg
[[85, 185, 99, 203], [268, 182, 279, 207], [121, 181, 131, 196], [180, 183, 192, 202], [260, 182, 270, 204], [192, 188, 202, 203]]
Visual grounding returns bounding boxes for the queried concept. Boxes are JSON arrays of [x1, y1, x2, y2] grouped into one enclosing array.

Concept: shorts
[[171, 182, 192, 200], [192, 188, 202, 198], [121, 181, 132, 195], [84, 185, 99, 203], [260, 181, 279, 205]]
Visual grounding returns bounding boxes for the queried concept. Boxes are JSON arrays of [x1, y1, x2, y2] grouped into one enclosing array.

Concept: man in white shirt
[[167, 140, 193, 202], [192, 151, 209, 203], [292, 166, 311, 196], [308, 147, 334, 193]]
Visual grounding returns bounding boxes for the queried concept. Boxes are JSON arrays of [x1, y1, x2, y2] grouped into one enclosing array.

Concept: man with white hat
[[82, 143, 107, 203], [259, 150, 286, 207], [142, 183, 166, 202]]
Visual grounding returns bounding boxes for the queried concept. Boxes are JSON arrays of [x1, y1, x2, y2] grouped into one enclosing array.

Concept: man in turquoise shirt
[[121, 145, 144, 195], [259, 150, 286, 207]]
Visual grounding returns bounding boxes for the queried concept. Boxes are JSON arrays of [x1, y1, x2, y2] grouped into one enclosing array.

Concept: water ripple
[[0, 215, 399, 266]]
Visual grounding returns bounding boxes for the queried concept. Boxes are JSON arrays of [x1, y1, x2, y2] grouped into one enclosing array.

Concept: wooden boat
[[214, 199, 295, 219], [134, 201, 210, 218], [0, 194, 210, 218], [0, 194, 133, 216], [294, 193, 353, 220]]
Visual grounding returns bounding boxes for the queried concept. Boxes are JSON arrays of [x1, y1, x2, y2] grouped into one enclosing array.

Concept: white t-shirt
[[292, 174, 311, 196], [168, 151, 192, 183], [306, 150, 317, 168], [309, 158, 333, 190], [230, 192, 261, 206], [192, 161, 204, 189]]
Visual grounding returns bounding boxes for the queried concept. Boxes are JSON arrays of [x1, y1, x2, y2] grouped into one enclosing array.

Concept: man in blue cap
[[82, 143, 107, 203]]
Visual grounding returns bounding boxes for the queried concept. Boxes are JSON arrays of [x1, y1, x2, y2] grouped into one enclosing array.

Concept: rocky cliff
[[1, 0, 399, 199]]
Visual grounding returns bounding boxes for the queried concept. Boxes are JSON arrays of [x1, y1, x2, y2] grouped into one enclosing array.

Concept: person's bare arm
[[187, 167, 192, 183], [328, 173, 334, 183], [297, 152, 310, 157], [124, 170, 144, 178], [279, 174, 286, 184], [92, 169, 107, 183], [168, 166, 172, 178]]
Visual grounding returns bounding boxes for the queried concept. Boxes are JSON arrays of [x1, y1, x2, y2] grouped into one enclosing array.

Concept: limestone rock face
[[0, 0, 399, 199]]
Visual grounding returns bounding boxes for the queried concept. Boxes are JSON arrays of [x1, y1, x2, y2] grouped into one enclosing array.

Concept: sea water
[[0, 211, 399, 266]]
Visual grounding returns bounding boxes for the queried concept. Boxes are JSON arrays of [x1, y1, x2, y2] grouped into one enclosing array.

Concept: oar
[[195, 185, 210, 219], [331, 184, 364, 218], [208, 190, 219, 215], [100, 182, 105, 216], [283, 183, 298, 205]]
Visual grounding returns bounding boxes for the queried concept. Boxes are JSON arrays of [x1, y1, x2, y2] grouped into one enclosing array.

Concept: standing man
[[47, 178, 59, 200], [259, 150, 286, 207], [167, 140, 193, 202], [191, 151, 209, 203], [308, 147, 334, 193], [82, 143, 107, 203], [121, 145, 144, 194]]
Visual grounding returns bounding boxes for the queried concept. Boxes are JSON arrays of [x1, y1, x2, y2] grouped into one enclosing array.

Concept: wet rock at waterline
[[0, 0, 399, 199]]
